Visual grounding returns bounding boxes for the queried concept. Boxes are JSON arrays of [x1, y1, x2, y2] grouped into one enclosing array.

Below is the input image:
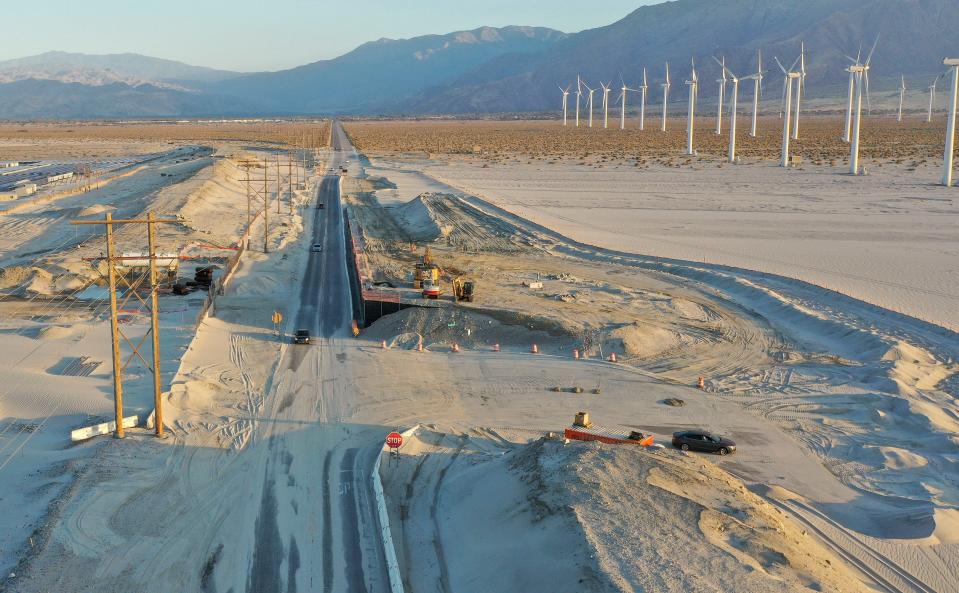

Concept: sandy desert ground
[[0, 118, 956, 593]]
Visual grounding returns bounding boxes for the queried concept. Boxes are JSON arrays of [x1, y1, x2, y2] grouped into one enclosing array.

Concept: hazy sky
[[2, 1, 658, 72]]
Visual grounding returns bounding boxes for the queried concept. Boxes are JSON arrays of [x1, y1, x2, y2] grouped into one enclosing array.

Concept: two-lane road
[[245, 121, 389, 593]]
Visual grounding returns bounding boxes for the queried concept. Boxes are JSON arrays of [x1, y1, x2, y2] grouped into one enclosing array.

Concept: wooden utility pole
[[105, 214, 124, 437], [276, 154, 282, 215], [72, 213, 178, 438]]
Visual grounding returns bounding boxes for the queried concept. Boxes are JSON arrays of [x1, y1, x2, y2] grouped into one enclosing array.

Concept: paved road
[[246, 122, 389, 593]]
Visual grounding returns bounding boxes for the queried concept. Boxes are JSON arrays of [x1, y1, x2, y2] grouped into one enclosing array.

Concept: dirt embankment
[[385, 431, 874, 593]]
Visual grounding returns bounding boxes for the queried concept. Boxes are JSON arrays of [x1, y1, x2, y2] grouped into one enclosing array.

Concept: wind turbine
[[842, 46, 862, 142], [620, 81, 629, 130], [638, 68, 648, 131], [560, 86, 571, 126], [775, 56, 801, 167], [661, 62, 671, 132], [792, 42, 806, 139], [685, 60, 698, 156], [716, 57, 760, 163], [716, 56, 727, 135], [943, 58, 959, 187], [928, 74, 941, 123], [750, 50, 763, 138], [897, 76, 906, 122], [848, 39, 877, 176], [601, 82, 612, 129], [582, 81, 596, 128], [575, 75, 582, 127]]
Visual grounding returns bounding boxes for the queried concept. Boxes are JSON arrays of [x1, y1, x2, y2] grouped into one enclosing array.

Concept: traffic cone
[[698, 376, 705, 390], [492, 343, 500, 352], [381, 340, 388, 349], [608, 353, 617, 363], [531, 344, 539, 354], [573, 349, 580, 359], [452, 343, 460, 353], [417, 343, 424, 352]]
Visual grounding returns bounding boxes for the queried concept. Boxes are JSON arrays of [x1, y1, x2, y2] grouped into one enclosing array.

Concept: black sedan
[[672, 430, 736, 455]]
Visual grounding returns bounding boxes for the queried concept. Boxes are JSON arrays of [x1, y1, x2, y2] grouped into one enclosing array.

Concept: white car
[[311, 243, 323, 252]]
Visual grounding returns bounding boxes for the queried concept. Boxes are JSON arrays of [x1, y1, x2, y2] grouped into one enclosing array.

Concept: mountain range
[[1, 0, 956, 119]]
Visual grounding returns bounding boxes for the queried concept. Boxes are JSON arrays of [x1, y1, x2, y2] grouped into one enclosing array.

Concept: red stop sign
[[386, 431, 403, 449]]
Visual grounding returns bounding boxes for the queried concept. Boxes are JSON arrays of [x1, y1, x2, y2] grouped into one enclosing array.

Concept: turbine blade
[[774, 56, 789, 75], [865, 34, 880, 66]]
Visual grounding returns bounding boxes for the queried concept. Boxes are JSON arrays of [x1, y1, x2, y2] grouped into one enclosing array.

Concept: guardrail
[[371, 424, 420, 593]]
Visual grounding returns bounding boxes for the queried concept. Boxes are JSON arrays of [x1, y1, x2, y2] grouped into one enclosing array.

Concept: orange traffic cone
[[381, 340, 388, 349], [698, 377, 705, 390], [417, 343, 424, 352], [608, 353, 617, 363], [452, 343, 460, 353], [573, 349, 580, 359], [531, 344, 539, 354], [492, 343, 500, 352]]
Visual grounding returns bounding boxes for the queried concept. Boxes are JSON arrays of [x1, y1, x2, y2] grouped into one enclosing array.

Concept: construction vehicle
[[422, 279, 442, 299], [452, 276, 475, 302], [413, 246, 440, 289], [564, 412, 656, 447]]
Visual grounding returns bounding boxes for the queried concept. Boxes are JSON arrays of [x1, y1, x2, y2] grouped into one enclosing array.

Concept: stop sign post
[[386, 431, 403, 453]]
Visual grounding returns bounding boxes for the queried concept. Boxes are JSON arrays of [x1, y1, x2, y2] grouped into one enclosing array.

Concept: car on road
[[311, 243, 323, 252], [293, 329, 311, 345], [672, 430, 736, 455]]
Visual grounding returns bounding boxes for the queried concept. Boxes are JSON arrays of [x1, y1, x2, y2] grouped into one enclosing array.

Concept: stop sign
[[386, 431, 403, 449]]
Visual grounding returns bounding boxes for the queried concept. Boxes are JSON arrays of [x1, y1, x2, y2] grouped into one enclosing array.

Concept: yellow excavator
[[414, 246, 441, 289], [452, 276, 475, 302]]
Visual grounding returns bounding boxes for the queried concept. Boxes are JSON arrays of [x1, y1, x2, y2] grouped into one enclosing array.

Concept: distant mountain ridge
[[1, 0, 957, 119]]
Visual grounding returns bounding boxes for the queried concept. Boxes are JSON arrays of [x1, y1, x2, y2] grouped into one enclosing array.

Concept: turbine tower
[[638, 68, 648, 131], [601, 82, 612, 129], [750, 50, 763, 138], [661, 62, 671, 132], [898, 76, 906, 123], [583, 81, 596, 128], [791, 42, 806, 139], [560, 86, 571, 126], [943, 58, 959, 187], [848, 39, 877, 176], [775, 57, 801, 168], [575, 75, 582, 127], [620, 82, 629, 130], [928, 75, 940, 123], [685, 60, 698, 156], [716, 56, 727, 135], [842, 47, 861, 142]]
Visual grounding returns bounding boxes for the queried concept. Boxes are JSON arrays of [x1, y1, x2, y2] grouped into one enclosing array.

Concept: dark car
[[672, 430, 736, 455], [293, 329, 311, 345]]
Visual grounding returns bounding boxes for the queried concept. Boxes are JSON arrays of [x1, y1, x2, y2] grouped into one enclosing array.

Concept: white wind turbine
[[792, 42, 806, 139], [750, 50, 763, 138], [620, 81, 629, 130], [847, 40, 877, 176], [842, 46, 862, 142], [601, 82, 612, 129], [943, 58, 959, 187], [928, 74, 941, 123], [685, 60, 698, 156], [716, 56, 727, 135], [775, 56, 801, 167], [716, 57, 760, 163], [898, 76, 906, 122], [661, 62, 671, 131], [582, 81, 597, 128], [638, 68, 648, 131], [560, 85, 571, 126], [575, 75, 583, 127]]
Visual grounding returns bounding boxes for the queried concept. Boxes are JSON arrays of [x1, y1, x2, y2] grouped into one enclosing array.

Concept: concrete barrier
[[371, 424, 419, 593], [70, 415, 139, 441]]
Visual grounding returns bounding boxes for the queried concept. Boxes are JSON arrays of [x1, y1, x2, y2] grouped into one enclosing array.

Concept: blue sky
[[3, 1, 659, 72]]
